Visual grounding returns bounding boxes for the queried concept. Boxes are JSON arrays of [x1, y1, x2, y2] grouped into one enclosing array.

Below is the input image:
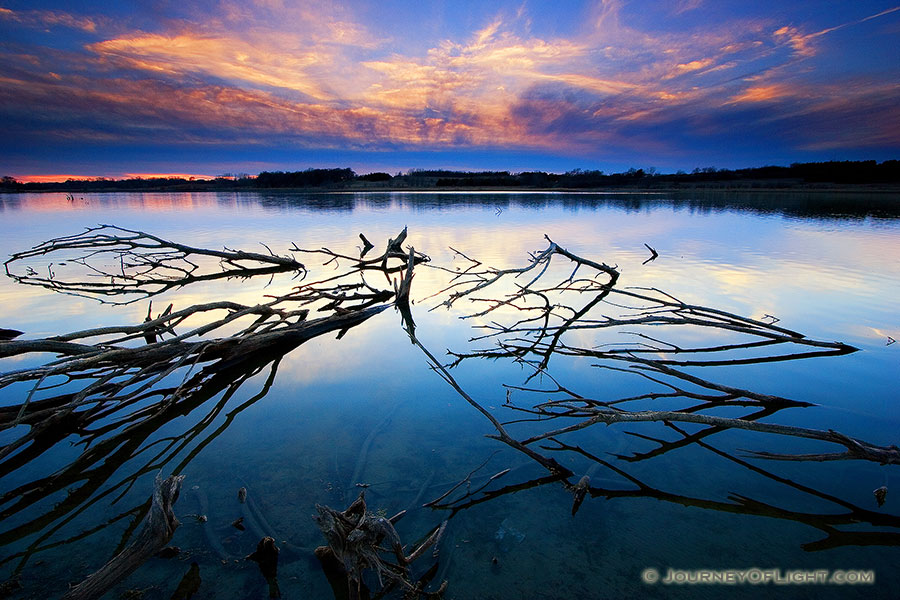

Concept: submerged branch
[[0, 229, 411, 579], [62, 474, 183, 600], [412, 234, 896, 555]]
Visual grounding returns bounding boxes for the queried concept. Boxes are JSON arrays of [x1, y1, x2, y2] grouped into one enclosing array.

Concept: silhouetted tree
[[1, 176, 21, 189], [358, 172, 392, 182]]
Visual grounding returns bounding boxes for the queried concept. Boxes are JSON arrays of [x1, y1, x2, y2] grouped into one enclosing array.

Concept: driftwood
[[424, 421, 900, 552], [0, 301, 387, 472], [292, 226, 429, 287], [359, 233, 375, 257], [62, 474, 183, 600], [416, 237, 875, 462], [314, 492, 447, 599], [404, 237, 900, 551], [1, 226, 896, 595], [0, 229, 416, 585], [0, 329, 22, 341], [4, 225, 306, 303]]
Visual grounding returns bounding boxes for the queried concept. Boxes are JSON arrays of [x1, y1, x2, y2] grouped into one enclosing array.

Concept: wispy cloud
[[1, 1, 898, 170], [89, 33, 336, 100], [672, 0, 704, 15], [727, 83, 795, 104], [0, 6, 100, 32], [773, 5, 900, 59]]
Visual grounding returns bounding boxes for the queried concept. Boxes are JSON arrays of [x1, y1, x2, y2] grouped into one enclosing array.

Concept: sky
[[1, 0, 898, 181]]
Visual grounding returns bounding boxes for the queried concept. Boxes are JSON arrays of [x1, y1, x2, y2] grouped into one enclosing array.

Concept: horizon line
[[7, 159, 899, 185]]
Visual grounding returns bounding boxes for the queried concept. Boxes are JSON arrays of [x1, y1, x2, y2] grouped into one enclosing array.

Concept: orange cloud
[[0, 68, 532, 150], [3, 1, 897, 160], [55, 0, 839, 153], [773, 25, 817, 57], [674, 58, 714, 73], [89, 34, 334, 100], [728, 84, 794, 104]]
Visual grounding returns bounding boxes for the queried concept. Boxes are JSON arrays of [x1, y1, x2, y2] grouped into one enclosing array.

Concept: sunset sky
[[1, 0, 898, 181]]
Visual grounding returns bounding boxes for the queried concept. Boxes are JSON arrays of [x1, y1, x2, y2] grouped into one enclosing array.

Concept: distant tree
[[559, 169, 606, 188], [255, 168, 355, 188], [359, 172, 392, 182], [1, 175, 21, 189], [516, 171, 554, 187], [787, 160, 898, 183]]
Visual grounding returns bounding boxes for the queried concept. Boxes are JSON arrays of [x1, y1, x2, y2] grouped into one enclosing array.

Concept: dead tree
[[0, 229, 418, 588], [406, 237, 898, 548], [2, 226, 896, 595], [4, 224, 306, 303], [416, 237, 879, 459]]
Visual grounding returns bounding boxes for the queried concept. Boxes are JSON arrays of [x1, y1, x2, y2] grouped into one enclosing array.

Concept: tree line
[[2, 160, 898, 192]]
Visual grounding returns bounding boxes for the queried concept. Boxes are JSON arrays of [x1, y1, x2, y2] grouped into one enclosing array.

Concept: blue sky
[[1, 0, 898, 180]]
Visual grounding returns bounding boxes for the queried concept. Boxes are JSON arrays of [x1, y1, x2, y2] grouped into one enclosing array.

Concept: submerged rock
[[0, 575, 22, 599], [247, 537, 281, 598], [494, 518, 525, 553]]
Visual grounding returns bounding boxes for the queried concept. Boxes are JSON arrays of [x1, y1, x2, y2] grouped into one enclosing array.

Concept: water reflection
[[0, 300, 384, 569], [402, 239, 895, 557], [3, 190, 899, 220], [0, 195, 898, 598], [0, 229, 445, 598]]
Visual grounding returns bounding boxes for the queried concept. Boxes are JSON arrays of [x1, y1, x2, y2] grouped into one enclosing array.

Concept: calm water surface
[[0, 191, 898, 599]]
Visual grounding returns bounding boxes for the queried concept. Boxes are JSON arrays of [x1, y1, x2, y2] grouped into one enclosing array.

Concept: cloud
[[1, 1, 898, 166], [727, 84, 795, 104], [81, 0, 391, 102], [772, 5, 900, 59], [89, 33, 335, 100], [773, 25, 817, 58], [0, 65, 525, 150], [0, 7, 100, 32], [672, 0, 703, 15]]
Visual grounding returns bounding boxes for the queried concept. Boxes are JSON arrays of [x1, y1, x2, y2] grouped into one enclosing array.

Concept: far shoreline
[[4, 182, 900, 194], [4, 160, 898, 194]]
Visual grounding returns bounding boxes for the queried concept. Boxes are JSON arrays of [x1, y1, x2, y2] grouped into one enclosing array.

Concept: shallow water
[[1, 190, 899, 599]]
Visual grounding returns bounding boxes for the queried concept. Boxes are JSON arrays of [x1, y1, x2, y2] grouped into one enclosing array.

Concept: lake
[[1, 190, 899, 599]]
